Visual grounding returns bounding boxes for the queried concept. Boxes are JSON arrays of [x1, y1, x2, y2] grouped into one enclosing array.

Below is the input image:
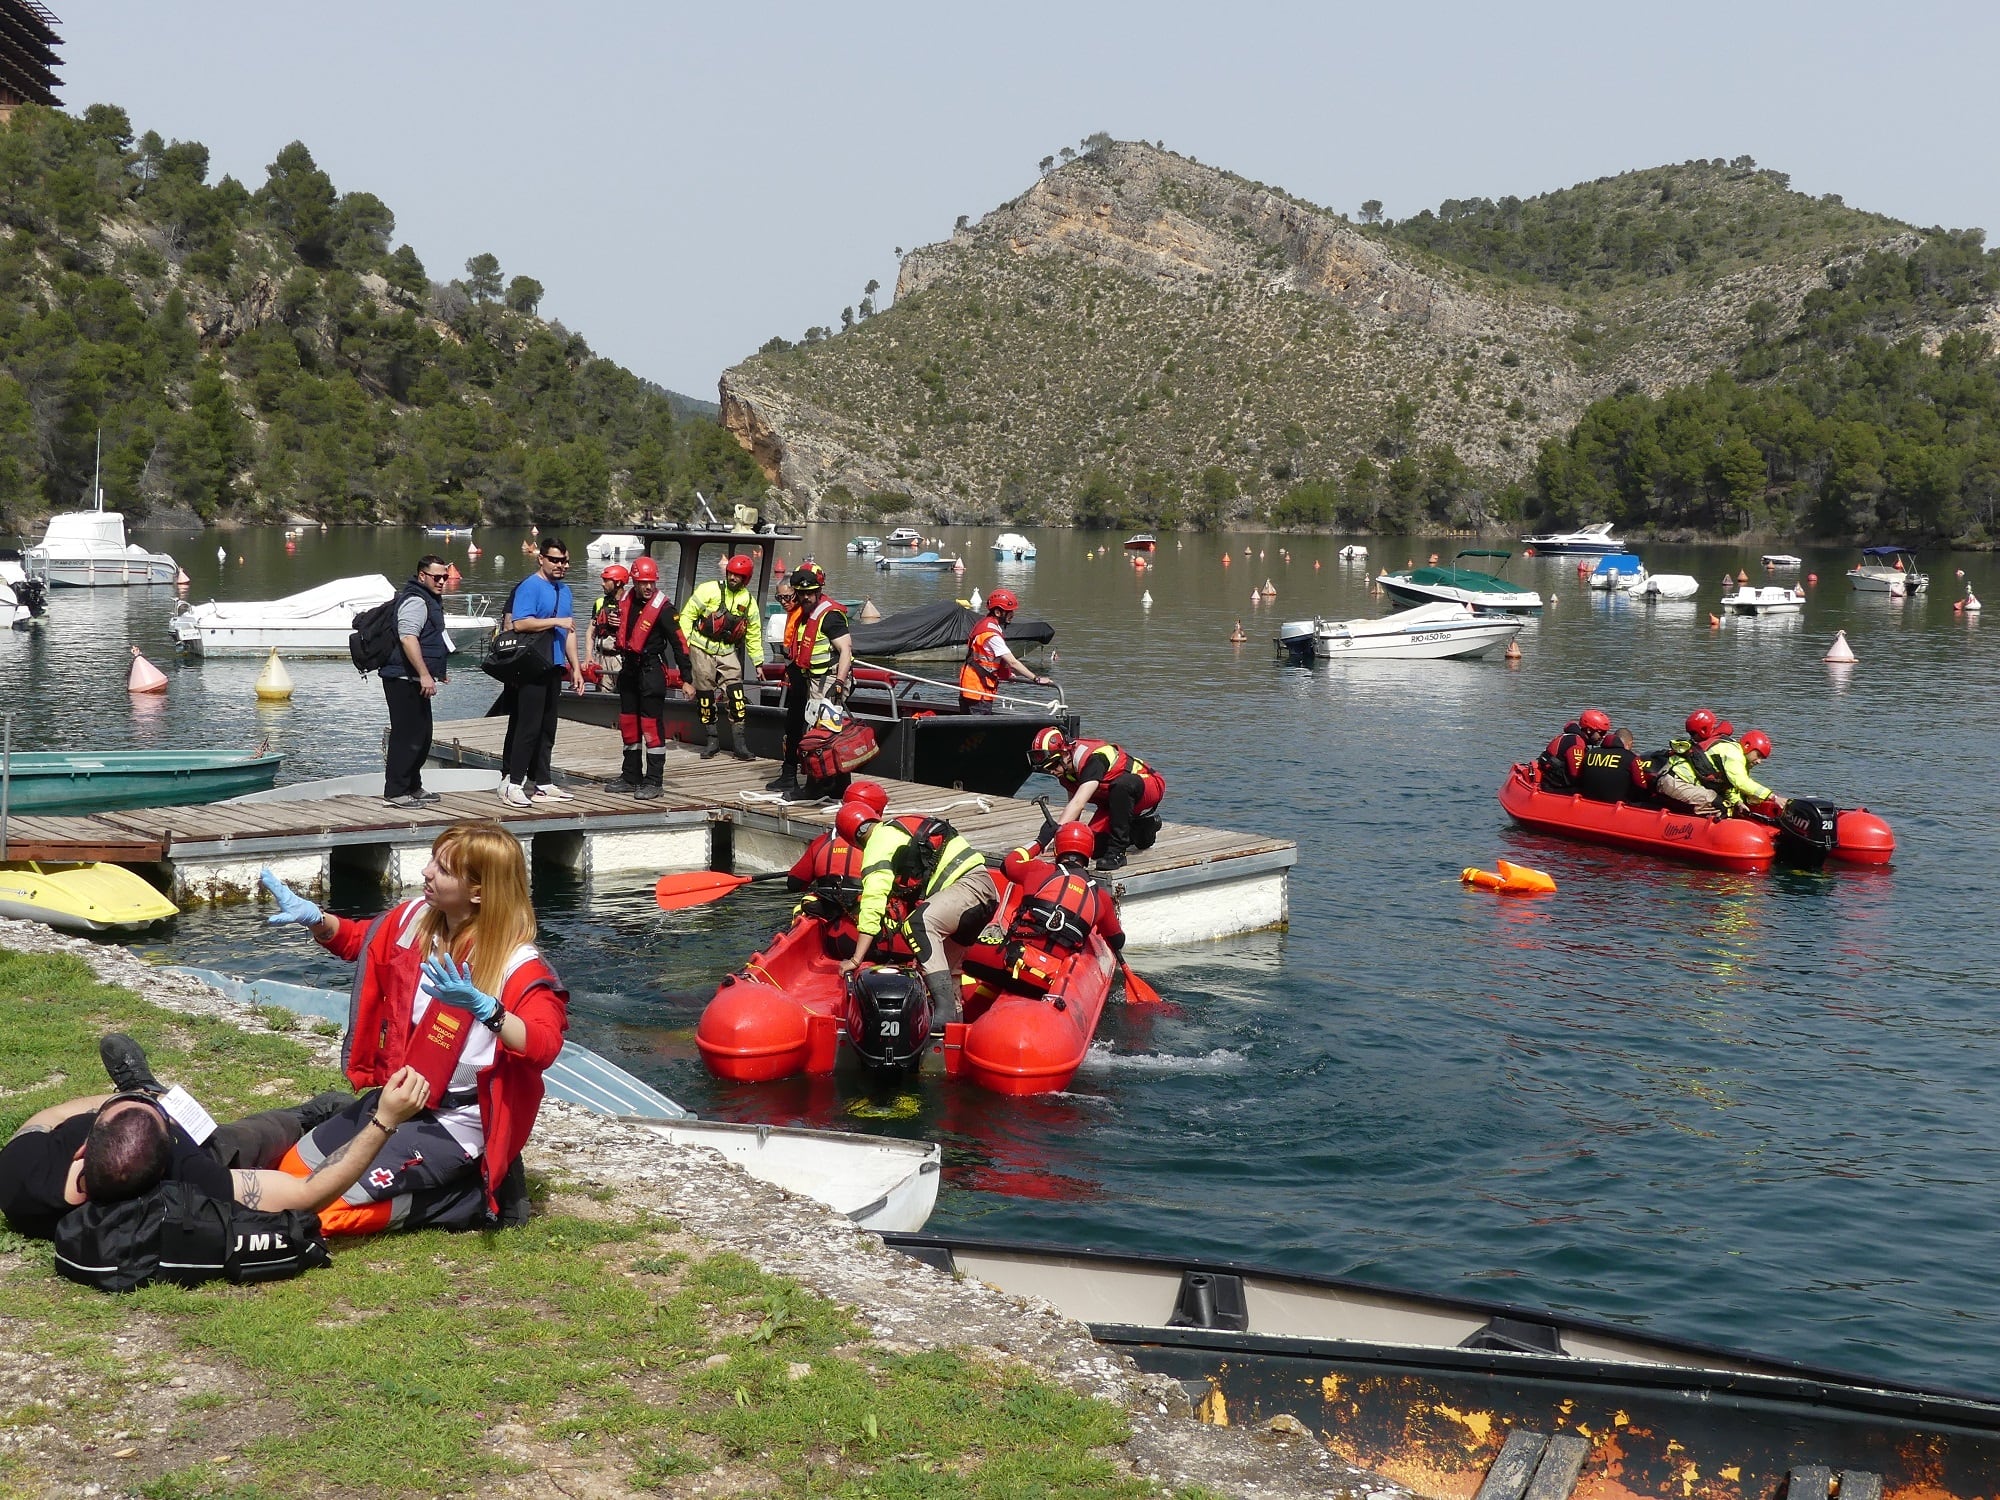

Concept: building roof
[[0, 0, 61, 109]]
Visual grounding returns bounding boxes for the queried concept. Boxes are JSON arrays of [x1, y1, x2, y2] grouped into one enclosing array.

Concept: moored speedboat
[[169, 574, 496, 656], [1720, 583, 1805, 615], [881, 1231, 2000, 1500], [1337, 544, 1367, 561], [885, 527, 923, 546], [1379, 551, 1542, 614], [1122, 533, 1157, 553], [422, 524, 474, 539], [1274, 601, 1522, 661], [991, 532, 1037, 561], [1520, 519, 1619, 555], [847, 536, 882, 553], [1762, 552, 1802, 568], [1587, 552, 1647, 590], [875, 550, 962, 571], [1498, 762, 1893, 870], [584, 532, 644, 563], [1636, 574, 1700, 600], [23, 509, 177, 587], [1849, 545, 1927, 593]]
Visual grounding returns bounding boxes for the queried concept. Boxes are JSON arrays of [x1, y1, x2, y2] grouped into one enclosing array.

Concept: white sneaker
[[499, 780, 533, 808], [533, 782, 575, 802]]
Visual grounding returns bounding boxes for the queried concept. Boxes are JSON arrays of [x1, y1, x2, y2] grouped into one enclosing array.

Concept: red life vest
[[959, 615, 1008, 701], [616, 589, 672, 656], [784, 596, 844, 673], [591, 591, 622, 647], [803, 833, 865, 889], [1059, 739, 1162, 809], [1009, 864, 1112, 953]]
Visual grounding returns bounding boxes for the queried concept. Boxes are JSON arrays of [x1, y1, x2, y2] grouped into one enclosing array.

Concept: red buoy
[[696, 978, 811, 1081], [1834, 809, 1895, 865]]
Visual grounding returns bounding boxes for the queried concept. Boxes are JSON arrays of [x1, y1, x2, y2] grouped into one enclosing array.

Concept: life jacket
[[1060, 740, 1162, 807], [959, 615, 1008, 701], [1539, 732, 1588, 788], [785, 596, 844, 674], [684, 581, 753, 649], [884, 815, 954, 900], [378, 577, 448, 681], [1575, 745, 1638, 803], [1009, 863, 1110, 953], [1667, 736, 1734, 793], [616, 588, 674, 660], [804, 833, 865, 897], [591, 591, 622, 646]]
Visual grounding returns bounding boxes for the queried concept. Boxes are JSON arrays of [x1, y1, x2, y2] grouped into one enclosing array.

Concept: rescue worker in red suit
[[783, 782, 909, 960], [768, 562, 854, 798], [257, 820, 567, 1235], [604, 557, 691, 800], [1029, 728, 1165, 873], [582, 563, 629, 690], [1538, 708, 1611, 791], [958, 589, 1054, 714], [991, 823, 1124, 995]]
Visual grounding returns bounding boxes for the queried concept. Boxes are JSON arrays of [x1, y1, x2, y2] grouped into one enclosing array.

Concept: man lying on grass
[[0, 1031, 431, 1238]]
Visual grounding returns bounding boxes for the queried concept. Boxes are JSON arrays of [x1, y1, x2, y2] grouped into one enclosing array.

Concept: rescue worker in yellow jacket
[[677, 553, 763, 760], [836, 803, 997, 1025]]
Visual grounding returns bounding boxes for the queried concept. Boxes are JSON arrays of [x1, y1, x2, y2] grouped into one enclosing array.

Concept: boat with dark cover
[[881, 1232, 2000, 1500], [847, 600, 1055, 662]]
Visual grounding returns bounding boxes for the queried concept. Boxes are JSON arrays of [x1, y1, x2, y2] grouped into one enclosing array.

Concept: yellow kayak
[[0, 862, 179, 933]]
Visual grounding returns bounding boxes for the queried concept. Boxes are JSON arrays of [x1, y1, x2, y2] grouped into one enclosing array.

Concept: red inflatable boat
[[695, 885, 1117, 1096], [1498, 762, 1894, 871]]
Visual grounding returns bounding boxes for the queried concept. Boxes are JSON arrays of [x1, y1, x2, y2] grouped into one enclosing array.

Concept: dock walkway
[[2, 718, 1294, 945]]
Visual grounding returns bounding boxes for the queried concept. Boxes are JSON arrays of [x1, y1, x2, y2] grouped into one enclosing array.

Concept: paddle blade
[[654, 871, 753, 910], [1120, 961, 1163, 1006]]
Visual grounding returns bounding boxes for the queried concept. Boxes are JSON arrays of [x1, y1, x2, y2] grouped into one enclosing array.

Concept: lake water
[[7, 522, 1999, 1393]]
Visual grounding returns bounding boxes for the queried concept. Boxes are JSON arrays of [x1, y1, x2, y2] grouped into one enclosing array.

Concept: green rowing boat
[[0, 750, 283, 815]]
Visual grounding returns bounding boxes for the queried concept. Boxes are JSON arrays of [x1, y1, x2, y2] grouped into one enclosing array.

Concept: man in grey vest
[[382, 555, 452, 808]]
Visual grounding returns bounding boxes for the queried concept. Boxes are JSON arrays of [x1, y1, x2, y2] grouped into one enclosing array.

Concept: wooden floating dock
[[3, 718, 1295, 946]]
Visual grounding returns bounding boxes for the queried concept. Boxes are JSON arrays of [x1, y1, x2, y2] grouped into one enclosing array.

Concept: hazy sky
[[64, 1, 2000, 399]]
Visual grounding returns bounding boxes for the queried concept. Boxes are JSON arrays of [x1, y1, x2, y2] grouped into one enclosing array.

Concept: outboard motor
[[843, 964, 933, 1073], [1776, 797, 1840, 866], [15, 576, 46, 619], [1274, 619, 1315, 664]]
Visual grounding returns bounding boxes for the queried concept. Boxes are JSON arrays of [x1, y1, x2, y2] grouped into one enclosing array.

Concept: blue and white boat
[[876, 550, 962, 572], [1588, 553, 1647, 590], [1275, 601, 1524, 662]]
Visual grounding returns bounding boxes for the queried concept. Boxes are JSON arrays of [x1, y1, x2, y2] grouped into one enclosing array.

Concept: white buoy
[[969, 587, 983, 611], [1141, 590, 1153, 607], [254, 647, 294, 702], [216, 545, 227, 562], [127, 646, 167, 694], [1965, 588, 1982, 613], [1824, 629, 1857, 664]]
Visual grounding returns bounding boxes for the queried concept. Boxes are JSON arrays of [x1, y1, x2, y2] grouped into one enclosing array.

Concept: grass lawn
[[0, 946, 1191, 1499]]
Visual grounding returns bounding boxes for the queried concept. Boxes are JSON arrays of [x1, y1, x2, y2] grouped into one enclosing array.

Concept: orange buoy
[[1709, 613, 1721, 628], [1313, 559, 1321, 570], [1229, 621, 1247, 643], [445, 564, 462, 588], [1221, 553, 1232, 567], [1504, 639, 1522, 661], [1462, 860, 1558, 895], [127, 646, 167, 694], [284, 540, 296, 553], [1807, 573, 1818, 585], [1737, 568, 1749, 582]]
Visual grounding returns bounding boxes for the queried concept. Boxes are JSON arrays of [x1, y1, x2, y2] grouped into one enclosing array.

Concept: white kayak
[[1276, 600, 1523, 661]]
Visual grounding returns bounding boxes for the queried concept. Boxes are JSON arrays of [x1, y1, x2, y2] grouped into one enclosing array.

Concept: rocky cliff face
[[720, 142, 1910, 523]]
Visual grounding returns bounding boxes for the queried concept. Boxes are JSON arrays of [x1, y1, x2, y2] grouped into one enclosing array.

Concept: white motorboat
[[1761, 553, 1802, 569], [169, 574, 497, 657], [1720, 584, 1805, 616], [1520, 520, 1620, 556], [991, 532, 1037, 561], [1848, 546, 1927, 594], [1275, 601, 1523, 661], [168, 965, 940, 1232], [1636, 574, 1700, 600], [24, 508, 178, 587], [1587, 553, 1648, 590], [1337, 544, 1367, 561], [423, 524, 474, 539], [847, 536, 882, 553], [1378, 551, 1543, 614], [585, 532, 645, 563], [885, 526, 923, 546]]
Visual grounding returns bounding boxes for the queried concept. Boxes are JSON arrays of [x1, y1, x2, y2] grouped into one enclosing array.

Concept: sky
[[62, 1, 2000, 399]]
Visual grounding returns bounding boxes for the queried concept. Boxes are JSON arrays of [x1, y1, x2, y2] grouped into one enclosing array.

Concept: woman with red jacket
[[257, 820, 568, 1234]]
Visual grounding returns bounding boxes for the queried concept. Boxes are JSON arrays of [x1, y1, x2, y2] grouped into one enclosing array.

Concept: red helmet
[[1685, 708, 1717, 739], [1741, 729, 1772, 758], [1029, 726, 1067, 771], [835, 802, 877, 845], [1579, 708, 1611, 735], [724, 554, 754, 580], [844, 780, 888, 816], [987, 588, 1019, 614], [630, 556, 659, 583], [792, 562, 825, 593], [1052, 823, 1095, 859], [600, 564, 630, 587]]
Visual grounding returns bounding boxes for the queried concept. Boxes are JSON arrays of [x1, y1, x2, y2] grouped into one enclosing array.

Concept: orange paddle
[[1119, 959, 1162, 1005], [654, 871, 754, 910]]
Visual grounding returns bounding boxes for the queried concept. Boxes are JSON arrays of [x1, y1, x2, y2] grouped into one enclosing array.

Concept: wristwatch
[[481, 1007, 506, 1034]]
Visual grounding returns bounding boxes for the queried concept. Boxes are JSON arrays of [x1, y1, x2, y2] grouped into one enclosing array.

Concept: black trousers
[[205, 1091, 353, 1172], [502, 672, 562, 785], [382, 675, 434, 798]]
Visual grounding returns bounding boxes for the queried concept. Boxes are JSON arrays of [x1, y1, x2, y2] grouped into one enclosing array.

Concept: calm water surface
[[7, 522, 1999, 1392]]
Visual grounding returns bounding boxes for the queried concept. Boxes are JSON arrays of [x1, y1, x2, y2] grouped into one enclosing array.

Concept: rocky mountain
[[719, 141, 1924, 527]]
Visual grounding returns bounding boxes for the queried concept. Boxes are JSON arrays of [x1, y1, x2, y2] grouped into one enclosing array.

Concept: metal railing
[[1, 710, 12, 862]]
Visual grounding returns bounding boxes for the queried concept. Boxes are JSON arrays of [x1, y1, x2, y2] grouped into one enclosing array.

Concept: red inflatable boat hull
[[1498, 764, 1894, 871], [695, 887, 1117, 1095]]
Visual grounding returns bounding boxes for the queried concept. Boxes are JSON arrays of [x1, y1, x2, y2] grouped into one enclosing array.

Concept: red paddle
[[654, 871, 754, 910], [1119, 959, 1162, 1005]]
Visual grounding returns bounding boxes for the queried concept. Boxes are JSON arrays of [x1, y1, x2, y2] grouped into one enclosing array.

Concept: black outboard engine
[[1776, 797, 1840, 866], [843, 965, 933, 1073], [15, 576, 47, 619]]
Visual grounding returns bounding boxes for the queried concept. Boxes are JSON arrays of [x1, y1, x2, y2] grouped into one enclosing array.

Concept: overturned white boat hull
[[170, 573, 495, 656]]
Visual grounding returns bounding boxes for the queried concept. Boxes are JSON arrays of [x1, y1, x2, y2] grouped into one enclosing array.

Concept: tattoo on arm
[[304, 1131, 365, 1183], [235, 1170, 263, 1210]]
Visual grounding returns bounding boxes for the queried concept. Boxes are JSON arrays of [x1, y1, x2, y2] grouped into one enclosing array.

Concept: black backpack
[[348, 596, 402, 675], [54, 1181, 331, 1294]]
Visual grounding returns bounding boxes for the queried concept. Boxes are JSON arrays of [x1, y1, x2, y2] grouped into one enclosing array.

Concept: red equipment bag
[[799, 720, 879, 780]]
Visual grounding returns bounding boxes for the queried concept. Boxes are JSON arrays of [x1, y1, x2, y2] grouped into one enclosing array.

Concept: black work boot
[[924, 969, 962, 1028], [730, 722, 754, 762], [606, 746, 642, 793], [100, 1033, 165, 1096], [766, 761, 799, 795], [635, 752, 665, 800], [700, 728, 722, 760], [1095, 836, 1129, 873]]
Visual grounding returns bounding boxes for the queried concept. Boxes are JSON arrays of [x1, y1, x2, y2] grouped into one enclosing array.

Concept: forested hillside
[[0, 104, 759, 531]]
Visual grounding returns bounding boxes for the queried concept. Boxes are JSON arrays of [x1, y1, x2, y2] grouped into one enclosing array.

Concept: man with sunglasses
[[382, 553, 454, 809], [499, 537, 585, 807], [1, 1035, 426, 1240]]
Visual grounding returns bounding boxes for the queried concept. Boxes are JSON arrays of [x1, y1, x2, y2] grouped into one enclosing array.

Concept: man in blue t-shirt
[[500, 536, 585, 806]]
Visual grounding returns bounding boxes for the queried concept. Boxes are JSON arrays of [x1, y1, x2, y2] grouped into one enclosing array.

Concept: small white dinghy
[[1636, 574, 1701, 600], [1721, 583, 1806, 616], [1275, 600, 1524, 661], [170, 574, 496, 657], [1337, 544, 1368, 561], [168, 967, 941, 1232], [1761, 553, 1802, 569], [585, 533, 646, 563]]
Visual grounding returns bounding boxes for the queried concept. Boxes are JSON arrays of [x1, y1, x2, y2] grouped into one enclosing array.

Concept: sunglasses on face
[[545, 557, 570, 567], [423, 571, 450, 582]]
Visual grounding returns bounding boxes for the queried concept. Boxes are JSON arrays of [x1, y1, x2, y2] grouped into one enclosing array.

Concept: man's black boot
[[100, 1033, 165, 1096], [766, 761, 799, 795], [606, 746, 642, 793], [730, 722, 754, 762], [635, 752, 665, 800]]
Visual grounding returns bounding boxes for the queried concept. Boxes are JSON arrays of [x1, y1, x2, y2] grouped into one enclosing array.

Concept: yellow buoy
[[254, 648, 294, 702]]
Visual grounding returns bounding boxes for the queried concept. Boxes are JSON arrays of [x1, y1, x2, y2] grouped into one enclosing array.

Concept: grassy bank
[[0, 948, 1196, 1499]]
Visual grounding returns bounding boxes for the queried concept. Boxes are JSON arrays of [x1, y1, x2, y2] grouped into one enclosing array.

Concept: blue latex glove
[[420, 953, 501, 1023], [260, 867, 323, 929]]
